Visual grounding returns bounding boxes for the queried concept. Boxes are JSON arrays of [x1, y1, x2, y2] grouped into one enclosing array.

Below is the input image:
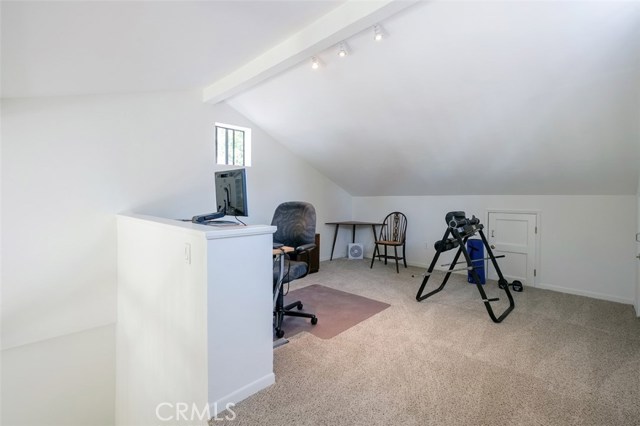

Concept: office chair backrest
[[271, 202, 316, 247], [379, 211, 408, 243]]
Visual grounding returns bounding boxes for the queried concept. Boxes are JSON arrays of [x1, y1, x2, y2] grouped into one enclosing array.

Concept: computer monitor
[[214, 168, 248, 217]]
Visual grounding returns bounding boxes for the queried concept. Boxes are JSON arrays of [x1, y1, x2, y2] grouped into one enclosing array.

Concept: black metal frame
[[415, 215, 515, 323], [273, 250, 318, 339]]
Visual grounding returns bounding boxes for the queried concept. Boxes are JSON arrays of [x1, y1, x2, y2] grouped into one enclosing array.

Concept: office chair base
[[285, 301, 303, 310], [282, 309, 318, 322], [283, 301, 318, 324], [274, 301, 318, 338]]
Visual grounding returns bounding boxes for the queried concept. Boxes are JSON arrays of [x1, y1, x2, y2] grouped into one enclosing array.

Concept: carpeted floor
[[229, 259, 640, 425]]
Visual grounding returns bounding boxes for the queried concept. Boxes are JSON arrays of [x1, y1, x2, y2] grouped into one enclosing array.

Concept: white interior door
[[487, 212, 537, 287]]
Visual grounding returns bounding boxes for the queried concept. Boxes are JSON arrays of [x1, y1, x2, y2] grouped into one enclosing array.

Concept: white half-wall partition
[[116, 214, 276, 426], [353, 195, 637, 305]]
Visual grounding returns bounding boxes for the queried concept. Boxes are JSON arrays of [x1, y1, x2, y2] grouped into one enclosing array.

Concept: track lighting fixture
[[338, 42, 348, 57], [306, 22, 387, 70], [373, 24, 384, 41]]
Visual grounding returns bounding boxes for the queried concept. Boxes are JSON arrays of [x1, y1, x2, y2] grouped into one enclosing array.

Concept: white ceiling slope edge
[[228, 1, 640, 196]]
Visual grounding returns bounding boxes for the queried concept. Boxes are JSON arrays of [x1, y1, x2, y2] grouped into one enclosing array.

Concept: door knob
[[491, 245, 495, 249]]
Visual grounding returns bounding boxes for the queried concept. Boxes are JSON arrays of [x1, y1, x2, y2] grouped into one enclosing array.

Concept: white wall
[[0, 81, 4, 423], [2, 325, 115, 426], [0, 90, 352, 425], [636, 171, 640, 316], [354, 195, 637, 304], [214, 104, 355, 261]]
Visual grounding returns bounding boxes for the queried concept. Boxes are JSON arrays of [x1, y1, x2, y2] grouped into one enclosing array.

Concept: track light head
[[338, 42, 348, 57], [373, 24, 384, 41]]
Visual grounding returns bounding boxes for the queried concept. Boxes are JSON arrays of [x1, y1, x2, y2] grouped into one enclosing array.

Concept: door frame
[[485, 209, 542, 287]]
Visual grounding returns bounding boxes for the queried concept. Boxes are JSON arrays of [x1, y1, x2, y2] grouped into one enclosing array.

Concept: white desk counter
[[116, 213, 276, 425]]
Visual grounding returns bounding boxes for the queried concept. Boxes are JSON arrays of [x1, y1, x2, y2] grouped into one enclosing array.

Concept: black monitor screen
[[215, 168, 248, 217]]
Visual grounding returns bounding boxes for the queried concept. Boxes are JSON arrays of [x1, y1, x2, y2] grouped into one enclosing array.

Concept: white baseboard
[[535, 282, 634, 305], [210, 373, 275, 416], [325, 258, 634, 306]]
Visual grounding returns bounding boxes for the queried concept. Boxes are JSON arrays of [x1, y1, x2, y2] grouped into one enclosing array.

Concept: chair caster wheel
[[276, 329, 285, 338], [311, 317, 318, 325], [512, 280, 523, 292], [297, 303, 303, 310]]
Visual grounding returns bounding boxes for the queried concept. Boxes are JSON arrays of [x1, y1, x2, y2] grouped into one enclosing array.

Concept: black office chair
[[370, 211, 408, 273], [272, 201, 318, 338]]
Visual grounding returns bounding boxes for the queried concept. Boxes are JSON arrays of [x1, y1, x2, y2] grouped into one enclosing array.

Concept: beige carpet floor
[[230, 259, 640, 425]]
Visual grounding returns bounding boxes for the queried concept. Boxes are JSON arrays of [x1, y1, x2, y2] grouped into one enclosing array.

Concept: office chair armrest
[[295, 243, 316, 254]]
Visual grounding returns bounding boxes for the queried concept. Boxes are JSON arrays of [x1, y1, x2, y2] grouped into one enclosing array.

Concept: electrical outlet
[[184, 243, 191, 264]]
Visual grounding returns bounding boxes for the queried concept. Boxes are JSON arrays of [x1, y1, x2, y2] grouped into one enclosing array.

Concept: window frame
[[215, 123, 252, 167]]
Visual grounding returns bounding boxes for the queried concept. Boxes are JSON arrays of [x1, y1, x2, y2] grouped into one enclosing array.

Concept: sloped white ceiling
[[1, 0, 342, 98], [3, 1, 639, 196], [228, 1, 640, 196]]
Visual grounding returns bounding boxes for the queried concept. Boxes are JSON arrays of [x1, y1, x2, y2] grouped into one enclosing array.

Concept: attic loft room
[[2, 0, 640, 425]]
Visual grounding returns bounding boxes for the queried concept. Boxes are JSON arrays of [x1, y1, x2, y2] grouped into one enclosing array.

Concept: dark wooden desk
[[325, 221, 383, 260]]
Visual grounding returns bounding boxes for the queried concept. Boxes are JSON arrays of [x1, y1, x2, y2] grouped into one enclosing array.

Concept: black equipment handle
[[445, 211, 466, 226], [434, 238, 459, 252], [449, 215, 480, 229]]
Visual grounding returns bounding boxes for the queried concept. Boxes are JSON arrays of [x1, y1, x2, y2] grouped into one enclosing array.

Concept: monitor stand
[[205, 220, 238, 226]]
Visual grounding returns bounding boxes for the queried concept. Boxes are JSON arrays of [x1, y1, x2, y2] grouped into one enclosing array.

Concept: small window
[[215, 123, 251, 167]]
